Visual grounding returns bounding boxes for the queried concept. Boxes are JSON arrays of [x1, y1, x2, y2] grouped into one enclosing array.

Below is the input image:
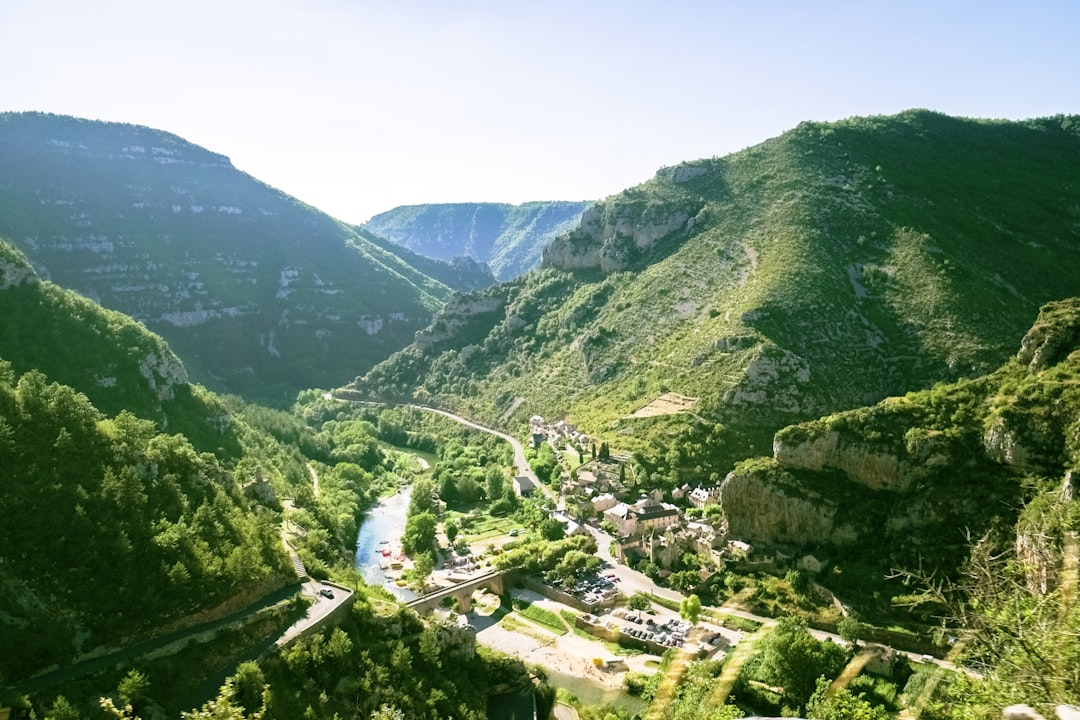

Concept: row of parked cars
[[551, 572, 621, 605], [618, 613, 694, 648], [621, 624, 684, 648]]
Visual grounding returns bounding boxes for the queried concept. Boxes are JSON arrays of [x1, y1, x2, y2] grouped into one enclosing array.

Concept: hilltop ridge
[[355, 110, 1080, 471], [0, 112, 455, 402]]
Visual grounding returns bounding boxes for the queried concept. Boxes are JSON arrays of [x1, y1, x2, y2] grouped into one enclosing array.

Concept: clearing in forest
[[626, 392, 700, 419]]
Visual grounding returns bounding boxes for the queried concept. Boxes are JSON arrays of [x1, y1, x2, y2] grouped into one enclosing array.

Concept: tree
[[231, 661, 266, 715], [837, 616, 863, 648], [539, 517, 566, 541], [371, 705, 406, 720], [117, 669, 151, 714], [408, 551, 435, 588], [46, 696, 82, 720], [680, 594, 702, 625], [403, 512, 437, 555], [805, 677, 888, 720], [485, 467, 507, 503], [598, 442, 611, 461], [444, 518, 459, 544], [627, 593, 652, 611], [670, 570, 701, 595], [756, 616, 847, 710]]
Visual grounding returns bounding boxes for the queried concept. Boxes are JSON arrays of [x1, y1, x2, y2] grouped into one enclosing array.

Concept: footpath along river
[[354, 485, 416, 602]]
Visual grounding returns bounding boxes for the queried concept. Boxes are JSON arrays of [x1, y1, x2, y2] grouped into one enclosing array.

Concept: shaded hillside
[[355, 111, 1080, 471], [0, 112, 452, 403], [363, 200, 591, 280]]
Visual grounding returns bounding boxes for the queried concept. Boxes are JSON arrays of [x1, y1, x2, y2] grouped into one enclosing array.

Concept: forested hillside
[[356, 111, 1080, 476], [0, 361, 292, 682], [364, 200, 591, 280], [0, 112, 454, 403]]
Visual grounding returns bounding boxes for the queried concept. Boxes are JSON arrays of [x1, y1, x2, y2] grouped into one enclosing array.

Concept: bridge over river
[[407, 569, 508, 614]]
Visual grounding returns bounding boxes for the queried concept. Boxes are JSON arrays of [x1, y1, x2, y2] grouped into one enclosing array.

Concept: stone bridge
[[407, 569, 507, 614]]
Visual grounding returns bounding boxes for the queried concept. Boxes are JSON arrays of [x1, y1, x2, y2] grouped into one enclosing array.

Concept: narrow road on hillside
[[11, 585, 300, 696], [331, 394, 556, 502]]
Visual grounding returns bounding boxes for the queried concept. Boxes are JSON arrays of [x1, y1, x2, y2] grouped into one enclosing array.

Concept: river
[[354, 485, 416, 602]]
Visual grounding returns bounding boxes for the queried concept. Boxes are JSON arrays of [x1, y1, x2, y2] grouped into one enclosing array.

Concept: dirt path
[[307, 462, 320, 497]]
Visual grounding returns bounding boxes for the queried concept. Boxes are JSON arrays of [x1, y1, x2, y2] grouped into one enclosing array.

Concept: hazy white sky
[[2, 1, 1078, 223]]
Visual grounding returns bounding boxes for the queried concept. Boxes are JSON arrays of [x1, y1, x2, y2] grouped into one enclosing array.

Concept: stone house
[[688, 485, 722, 509], [513, 475, 536, 498]]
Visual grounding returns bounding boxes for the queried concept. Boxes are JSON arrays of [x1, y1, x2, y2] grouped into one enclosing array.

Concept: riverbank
[[354, 485, 416, 602]]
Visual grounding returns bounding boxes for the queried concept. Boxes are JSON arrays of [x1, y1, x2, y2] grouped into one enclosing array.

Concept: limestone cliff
[[543, 192, 704, 273], [719, 459, 860, 546], [414, 291, 508, 350], [1015, 298, 1080, 372]]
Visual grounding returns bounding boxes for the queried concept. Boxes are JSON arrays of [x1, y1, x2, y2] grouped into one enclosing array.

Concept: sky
[[2, 1, 1078, 224]]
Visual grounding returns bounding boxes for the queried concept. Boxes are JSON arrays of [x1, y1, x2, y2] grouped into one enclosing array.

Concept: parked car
[[319, 587, 335, 599]]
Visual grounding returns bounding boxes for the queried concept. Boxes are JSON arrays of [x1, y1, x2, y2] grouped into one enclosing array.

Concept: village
[[518, 414, 833, 588]]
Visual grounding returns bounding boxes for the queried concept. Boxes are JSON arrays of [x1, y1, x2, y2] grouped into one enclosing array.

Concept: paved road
[[11, 584, 301, 695], [11, 576, 352, 696], [588, 526, 967, 673], [332, 395, 557, 503]]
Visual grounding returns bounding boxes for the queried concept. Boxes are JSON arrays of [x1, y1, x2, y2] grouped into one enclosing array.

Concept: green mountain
[[363, 200, 591, 281], [0, 112, 454, 403], [0, 245, 298, 681], [723, 298, 1080, 709], [355, 111, 1080, 469], [0, 241, 185, 420]]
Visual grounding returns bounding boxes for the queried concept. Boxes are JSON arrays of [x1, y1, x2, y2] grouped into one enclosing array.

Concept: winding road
[[331, 394, 555, 502]]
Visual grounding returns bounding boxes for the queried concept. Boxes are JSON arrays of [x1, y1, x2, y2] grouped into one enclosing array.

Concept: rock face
[[983, 416, 1032, 469], [773, 428, 912, 492], [1016, 298, 1080, 372], [414, 291, 507, 350], [719, 460, 859, 546], [543, 196, 704, 273], [0, 112, 451, 398], [364, 201, 591, 281], [0, 243, 38, 289]]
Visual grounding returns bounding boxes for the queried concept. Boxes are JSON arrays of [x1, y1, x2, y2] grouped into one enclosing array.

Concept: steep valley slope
[[355, 110, 1080, 473], [0, 112, 456, 403]]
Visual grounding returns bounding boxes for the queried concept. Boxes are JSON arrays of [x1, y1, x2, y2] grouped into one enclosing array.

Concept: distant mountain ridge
[[0, 112, 455, 402], [363, 200, 591, 281], [355, 110, 1080, 470]]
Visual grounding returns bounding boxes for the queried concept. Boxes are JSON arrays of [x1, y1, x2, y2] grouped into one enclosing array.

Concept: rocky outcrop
[[540, 238, 602, 271], [543, 195, 704, 273], [721, 343, 814, 417], [1016, 298, 1080, 372], [414, 292, 506, 349], [0, 244, 38, 289], [719, 460, 859, 546], [984, 416, 1032, 469], [139, 348, 188, 402], [774, 429, 913, 492]]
